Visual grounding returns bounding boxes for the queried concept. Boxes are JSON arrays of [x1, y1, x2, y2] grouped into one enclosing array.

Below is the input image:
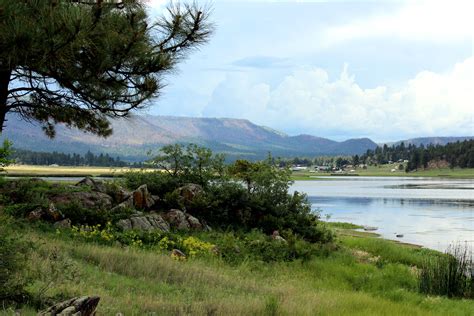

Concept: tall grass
[[419, 243, 473, 298]]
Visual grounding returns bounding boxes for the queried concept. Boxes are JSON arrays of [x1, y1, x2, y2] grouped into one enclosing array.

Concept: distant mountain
[[2, 114, 379, 161], [385, 136, 474, 147]]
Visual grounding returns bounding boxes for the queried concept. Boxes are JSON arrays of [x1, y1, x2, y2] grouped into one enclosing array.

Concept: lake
[[291, 177, 474, 252]]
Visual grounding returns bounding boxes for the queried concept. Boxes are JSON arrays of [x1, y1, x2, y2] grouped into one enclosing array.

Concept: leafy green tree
[[150, 143, 225, 186], [0, 139, 12, 171], [0, 0, 212, 136]]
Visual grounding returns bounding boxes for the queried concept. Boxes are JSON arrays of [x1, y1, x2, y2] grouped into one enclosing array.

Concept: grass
[[292, 165, 474, 180], [5, 164, 474, 179], [2, 165, 157, 177], [5, 223, 474, 315]]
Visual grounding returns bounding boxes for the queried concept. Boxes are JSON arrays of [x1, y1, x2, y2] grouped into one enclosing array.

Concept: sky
[[144, 0, 473, 142]]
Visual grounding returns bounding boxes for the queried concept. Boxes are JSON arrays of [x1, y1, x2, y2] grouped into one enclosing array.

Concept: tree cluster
[[11, 148, 128, 167], [355, 140, 474, 171]]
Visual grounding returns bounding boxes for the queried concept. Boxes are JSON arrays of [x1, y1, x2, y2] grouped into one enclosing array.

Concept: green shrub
[[419, 243, 473, 298], [0, 217, 31, 305]]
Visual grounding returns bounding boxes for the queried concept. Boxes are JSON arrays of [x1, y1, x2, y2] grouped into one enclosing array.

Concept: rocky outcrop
[[116, 213, 170, 232], [50, 191, 113, 210], [132, 184, 155, 209], [162, 209, 205, 231], [38, 296, 100, 316], [76, 177, 107, 193], [27, 203, 63, 222], [174, 183, 203, 206], [162, 209, 190, 231]]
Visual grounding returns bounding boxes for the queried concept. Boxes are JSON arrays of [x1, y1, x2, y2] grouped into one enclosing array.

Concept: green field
[[292, 165, 474, 180], [2, 165, 156, 177], [3, 222, 473, 315], [5, 164, 474, 180]]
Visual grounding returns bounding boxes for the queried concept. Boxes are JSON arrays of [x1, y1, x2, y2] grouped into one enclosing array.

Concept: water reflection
[[292, 177, 474, 252]]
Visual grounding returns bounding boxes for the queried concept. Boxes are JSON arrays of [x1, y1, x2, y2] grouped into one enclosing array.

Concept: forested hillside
[[356, 140, 474, 171]]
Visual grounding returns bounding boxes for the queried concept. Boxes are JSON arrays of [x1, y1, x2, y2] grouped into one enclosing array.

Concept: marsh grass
[[419, 243, 473, 298]]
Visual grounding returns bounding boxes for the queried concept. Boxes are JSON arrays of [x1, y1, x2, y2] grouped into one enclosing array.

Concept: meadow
[[4, 222, 473, 316], [292, 165, 474, 180]]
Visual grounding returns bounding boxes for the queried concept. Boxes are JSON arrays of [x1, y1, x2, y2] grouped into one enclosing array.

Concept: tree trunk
[[0, 69, 12, 133]]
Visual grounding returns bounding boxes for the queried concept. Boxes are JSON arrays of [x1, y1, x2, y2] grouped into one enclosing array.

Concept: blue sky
[[146, 0, 473, 142]]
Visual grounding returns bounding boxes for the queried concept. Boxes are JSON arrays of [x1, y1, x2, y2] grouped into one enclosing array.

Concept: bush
[[0, 217, 31, 305], [419, 243, 473, 298]]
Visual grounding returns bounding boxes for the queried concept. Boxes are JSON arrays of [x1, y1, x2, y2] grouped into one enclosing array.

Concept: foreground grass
[[7, 224, 473, 315], [292, 166, 474, 180]]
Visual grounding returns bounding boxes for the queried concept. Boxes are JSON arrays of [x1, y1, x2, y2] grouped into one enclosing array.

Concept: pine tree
[[0, 1, 213, 136]]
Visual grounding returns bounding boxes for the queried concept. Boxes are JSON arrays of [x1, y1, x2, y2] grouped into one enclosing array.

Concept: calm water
[[291, 177, 474, 252]]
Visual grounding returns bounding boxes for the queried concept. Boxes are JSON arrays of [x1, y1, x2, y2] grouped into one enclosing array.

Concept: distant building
[[316, 166, 330, 171], [291, 166, 308, 171]]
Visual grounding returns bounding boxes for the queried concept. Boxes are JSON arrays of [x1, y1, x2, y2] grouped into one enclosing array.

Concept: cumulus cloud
[[202, 57, 474, 141]]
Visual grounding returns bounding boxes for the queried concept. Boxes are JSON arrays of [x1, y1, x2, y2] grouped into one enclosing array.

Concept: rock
[[50, 191, 113, 210], [116, 213, 170, 232], [114, 188, 132, 203], [396, 234, 404, 238], [27, 207, 45, 221], [131, 185, 155, 209], [174, 183, 203, 205], [76, 176, 107, 193], [54, 218, 72, 229], [46, 203, 63, 222], [38, 296, 100, 316], [162, 209, 190, 231], [171, 249, 186, 260], [109, 198, 135, 213], [271, 230, 287, 243], [186, 214, 203, 230]]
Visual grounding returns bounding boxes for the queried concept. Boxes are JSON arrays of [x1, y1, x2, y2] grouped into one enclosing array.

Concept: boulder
[[186, 214, 202, 230], [27, 207, 45, 221], [76, 176, 107, 193], [174, 183, 203, 205], [46, 203, 63, 222], [131, 185, 155, 209], [162, 209, 190, 231], [109, 197, 134, 214], [38, 296, 100, 316], [271, 230, 287, 244], [50, 191, 113, 210], [171, 249, 186, 260], [116, 213, 170, 232], [54, 218, 72, 229]]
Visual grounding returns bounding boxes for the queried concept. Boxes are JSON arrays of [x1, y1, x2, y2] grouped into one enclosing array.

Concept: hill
[[1, 114, 378, 161], [385, 136, 473, 147]]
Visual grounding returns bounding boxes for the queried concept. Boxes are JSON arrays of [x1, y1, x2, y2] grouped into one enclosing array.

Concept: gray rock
[[174, 183, 203, 205], [76, 176, 107, 193], [50, 191, 113, 210], [38, 296, 100, 316], [54, 218, 72, 229], [186, 214, 202, 230], [163, 209, 190, 231], [116, 213, 170, 232]]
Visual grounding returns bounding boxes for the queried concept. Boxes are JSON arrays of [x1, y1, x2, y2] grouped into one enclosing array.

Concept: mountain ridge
[[2, 114, 471, 161]]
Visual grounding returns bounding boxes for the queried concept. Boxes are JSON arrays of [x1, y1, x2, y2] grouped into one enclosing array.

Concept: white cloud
[[323, 0, 474, 47], [202, 57, 474, 141]]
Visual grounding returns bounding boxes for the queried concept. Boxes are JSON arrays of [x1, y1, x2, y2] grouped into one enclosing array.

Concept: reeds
[[419, 243, 473, 298]]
